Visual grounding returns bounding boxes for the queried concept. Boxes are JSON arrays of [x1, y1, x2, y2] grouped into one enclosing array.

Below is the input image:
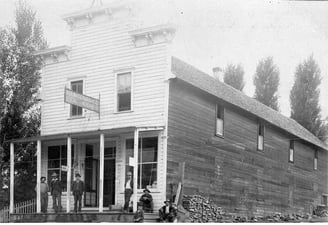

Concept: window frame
[[114, 70, 134, 113], [67, 78, 85, 119], [314, 149, 318, 170], [289, 140, 294, 163], [123, 133, 159, 192], [47, 144, 74, 192], [322, 194, 328, 206], [215, 104, 224, 137], [257, 123, 264, 151]]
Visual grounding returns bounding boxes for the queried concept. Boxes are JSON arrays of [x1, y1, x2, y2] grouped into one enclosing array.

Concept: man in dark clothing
[[72, 173, 84, 213], [139, 188, 153, 213], [124, 171, 133, 212], [50, 172, 62, 213], [159, 200, 176, 222]]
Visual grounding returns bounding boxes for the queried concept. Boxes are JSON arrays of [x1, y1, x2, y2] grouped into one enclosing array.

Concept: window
[[216, 105, 224, 136], [322, 195, 328, 206], [47, 145, 74, 191], [257, 124, 264, 151], [125, 137, 158, 189], [289, 141, 294, 163], [117, 72, 132, 112], [314, 149, 318, 170], [70, 80, 83, 117]]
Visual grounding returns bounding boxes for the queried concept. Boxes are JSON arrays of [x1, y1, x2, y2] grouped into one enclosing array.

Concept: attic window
[[257, 124, 264, 151], [289, 140, 294, 163], [215, 105, 224, 136]]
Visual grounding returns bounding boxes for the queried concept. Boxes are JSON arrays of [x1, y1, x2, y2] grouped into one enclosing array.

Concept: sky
[[0, 0, 327, 119]]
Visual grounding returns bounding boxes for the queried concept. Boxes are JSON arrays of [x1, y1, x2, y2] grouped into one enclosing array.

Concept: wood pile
[[314, 206, 328, 217], [182, 195, 224, 222]]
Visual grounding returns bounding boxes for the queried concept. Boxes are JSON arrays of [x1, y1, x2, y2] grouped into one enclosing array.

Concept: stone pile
[[182, 195, 224, 222]]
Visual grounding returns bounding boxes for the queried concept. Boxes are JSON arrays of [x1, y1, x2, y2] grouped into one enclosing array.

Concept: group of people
[[37, 170, 178, 222], [124, 171, 177, 223], [36, 172, 85, 213]]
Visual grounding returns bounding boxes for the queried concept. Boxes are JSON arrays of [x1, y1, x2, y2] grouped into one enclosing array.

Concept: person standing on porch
[[72, 173, 84, 213], [50, 172, 62, 213], [124, 171, 133, 212], [35, 177, 49, 213]]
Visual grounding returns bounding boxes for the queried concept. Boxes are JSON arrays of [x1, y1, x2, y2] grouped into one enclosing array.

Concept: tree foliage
[[0, 0, 47, 205], [223, 63, 245, 91], [290, 56, 327, 142], [253, 57, 280, 111]]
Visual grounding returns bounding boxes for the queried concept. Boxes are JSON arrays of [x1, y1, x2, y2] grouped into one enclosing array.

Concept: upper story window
[[116, 72, 132, 112], [257, 123, 264, 151], [289, 140, 294, 163], [70, 80, 83, 117], [216, 105, 224, 136], [314, 149, 318, 170]]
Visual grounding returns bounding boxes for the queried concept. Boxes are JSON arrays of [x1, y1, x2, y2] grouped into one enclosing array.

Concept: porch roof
[[7, 127, 138, 143]]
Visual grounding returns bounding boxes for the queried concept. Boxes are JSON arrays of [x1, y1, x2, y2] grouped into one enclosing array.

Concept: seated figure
[[159, 199, 177, 222], [139, 188, 153, 213]]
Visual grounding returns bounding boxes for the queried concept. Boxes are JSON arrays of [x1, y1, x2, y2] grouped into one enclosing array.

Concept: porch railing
[[0, 205, 9, 223], [0, 198, 36, 222]]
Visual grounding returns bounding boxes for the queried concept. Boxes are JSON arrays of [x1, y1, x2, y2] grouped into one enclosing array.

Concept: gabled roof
[[171, 56, 328, 151]]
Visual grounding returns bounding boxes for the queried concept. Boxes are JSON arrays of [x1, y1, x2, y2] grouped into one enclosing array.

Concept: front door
[[84, 144, 98, 207], [103, 145, 116, 207]]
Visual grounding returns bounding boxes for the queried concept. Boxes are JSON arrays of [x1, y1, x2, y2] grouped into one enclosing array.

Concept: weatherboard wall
[[166, 79, 328, 216], [40, 18, 169, 136]]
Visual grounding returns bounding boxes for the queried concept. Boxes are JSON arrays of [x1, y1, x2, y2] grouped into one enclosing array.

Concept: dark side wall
[[166, 79, 328, 217]]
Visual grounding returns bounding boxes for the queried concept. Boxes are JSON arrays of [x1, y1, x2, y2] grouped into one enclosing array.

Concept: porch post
[[36, 140, 41, 213], [99, 133, 104, 212], [67, 136, 72, 213], [9, 142, 14, 214], [133, 128, 139, 212]]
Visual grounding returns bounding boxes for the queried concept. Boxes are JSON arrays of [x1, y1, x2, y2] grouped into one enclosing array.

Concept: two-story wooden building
[[8, 2, 327, 217]]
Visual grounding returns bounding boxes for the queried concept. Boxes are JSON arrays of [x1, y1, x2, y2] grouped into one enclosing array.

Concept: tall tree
[[223, 63, 245, 91], [290, 56, 327, 142], [0, 0, 47, 205], [253, 57, 280, 111]]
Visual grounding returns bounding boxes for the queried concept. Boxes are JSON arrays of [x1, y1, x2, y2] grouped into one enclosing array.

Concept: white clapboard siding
[[41, 18, 170, 136]]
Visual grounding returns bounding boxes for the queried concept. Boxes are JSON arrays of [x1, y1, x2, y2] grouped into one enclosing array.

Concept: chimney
[[212, 67, 223, 82]]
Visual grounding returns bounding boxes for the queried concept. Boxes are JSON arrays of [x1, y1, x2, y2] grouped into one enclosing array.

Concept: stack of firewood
[[182, 195, 224, 222]]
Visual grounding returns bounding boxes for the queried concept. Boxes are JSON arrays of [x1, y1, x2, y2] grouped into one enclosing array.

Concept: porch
[[8, 126, 167, 217]]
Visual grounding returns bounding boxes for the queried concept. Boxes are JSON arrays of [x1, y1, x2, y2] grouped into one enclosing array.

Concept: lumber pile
[[182, 195, 224, 222]]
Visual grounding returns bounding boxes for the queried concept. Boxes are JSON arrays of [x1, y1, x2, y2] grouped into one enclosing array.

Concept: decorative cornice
[[62, 3, 130, 30], [33, 45, 71, 65], [129, 24, 176, 47]]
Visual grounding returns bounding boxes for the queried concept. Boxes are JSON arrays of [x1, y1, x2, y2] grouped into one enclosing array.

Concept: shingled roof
[[171, 56, 327, 151]]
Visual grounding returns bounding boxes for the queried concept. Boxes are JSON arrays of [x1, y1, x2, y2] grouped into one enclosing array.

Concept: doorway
[[84, 144, 98, 207], [84, 142, 116, 207], [103, 145, 116, 207]]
